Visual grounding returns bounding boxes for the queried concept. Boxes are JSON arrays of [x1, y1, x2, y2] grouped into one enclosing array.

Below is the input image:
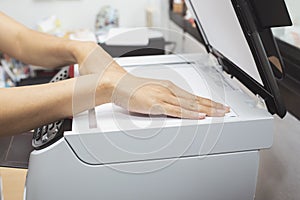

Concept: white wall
[[0, 0, 165, 30]]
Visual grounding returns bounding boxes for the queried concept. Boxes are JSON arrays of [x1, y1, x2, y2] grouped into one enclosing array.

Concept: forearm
[[0, 82, 70, 136], [16, 30, 79, 68], [13, 29, 99, 68], [0, 74, 113, 137], [0, 12, 98, 68], [17, 29, 105, 68]]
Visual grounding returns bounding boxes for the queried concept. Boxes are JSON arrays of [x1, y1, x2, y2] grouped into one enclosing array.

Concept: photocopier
[[25, 0, 292, 199]]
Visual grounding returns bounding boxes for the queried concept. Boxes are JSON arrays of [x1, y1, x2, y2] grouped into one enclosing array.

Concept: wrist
[[96, 69, 128, 105], [68, 41, 99, 65]]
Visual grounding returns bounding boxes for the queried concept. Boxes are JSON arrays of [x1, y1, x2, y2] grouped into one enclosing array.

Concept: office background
[[0, 0, 299, 200]]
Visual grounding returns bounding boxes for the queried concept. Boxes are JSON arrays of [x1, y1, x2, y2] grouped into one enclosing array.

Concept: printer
[[25, 0, 292, 199]]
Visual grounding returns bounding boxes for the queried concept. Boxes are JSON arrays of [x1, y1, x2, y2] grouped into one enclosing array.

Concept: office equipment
[[276, 38, 300, 119], [25, 0, 291, 199], [103, 28, 149, 46], [98, 28, 165, 57]]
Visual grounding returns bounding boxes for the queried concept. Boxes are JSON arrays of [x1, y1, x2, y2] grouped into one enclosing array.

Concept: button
[[34, 128, 41, 140], [42, 125, 48, 135], [53, 128, 59, 135], [48, 123, 55, 131], [55, 121, 63, 127], [42, 134, 49, 143]]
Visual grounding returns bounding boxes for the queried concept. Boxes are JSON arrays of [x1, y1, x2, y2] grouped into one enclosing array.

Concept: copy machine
[[25, 0, 292, 199]]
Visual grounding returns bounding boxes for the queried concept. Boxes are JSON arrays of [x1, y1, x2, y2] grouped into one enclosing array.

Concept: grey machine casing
[[25, 0, 291, 199]]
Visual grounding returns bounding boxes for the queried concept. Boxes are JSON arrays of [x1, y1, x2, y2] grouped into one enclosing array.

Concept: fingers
[[161, 103, 206, 120], [165, 96, 228, 117], [197, 97, 230, 112], [161, 80, 230, 114], [118, 77, 230, 119]]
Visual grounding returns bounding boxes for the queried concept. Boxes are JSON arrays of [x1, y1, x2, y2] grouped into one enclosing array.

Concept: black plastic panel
[[276, 38, 300, 119], [232, 0, 287, 117], [187, 0, 291, 117], [250, 0, 292, 28]]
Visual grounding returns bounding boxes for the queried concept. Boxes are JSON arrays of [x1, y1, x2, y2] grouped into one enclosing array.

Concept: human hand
[[76, 44, 230, 119], [109, 73, 230, 119]]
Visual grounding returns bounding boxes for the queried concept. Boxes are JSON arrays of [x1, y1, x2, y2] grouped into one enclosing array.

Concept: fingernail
[[223, 106, 230, 112], [199, 113, 206, 118]]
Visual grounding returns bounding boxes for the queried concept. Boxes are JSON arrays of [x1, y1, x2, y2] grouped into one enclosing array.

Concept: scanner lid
[[186, 0, 292, 118]]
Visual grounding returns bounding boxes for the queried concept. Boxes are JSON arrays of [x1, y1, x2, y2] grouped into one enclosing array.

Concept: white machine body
[[25, 54, 273, 200], [23, 0, 292, 197]]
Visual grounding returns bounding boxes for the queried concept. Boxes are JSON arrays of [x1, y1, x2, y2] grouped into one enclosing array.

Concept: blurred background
[[0, 1, 299, 200]]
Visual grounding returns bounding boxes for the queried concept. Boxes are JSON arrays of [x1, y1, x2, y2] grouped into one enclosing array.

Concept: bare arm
[[0, 11, 96, 68], [0, 12, 229, 137], [0, 79, 75, 136], [0, 11, 111, 136], [0, 12, 117, 136], [0, 73, 116, 136]]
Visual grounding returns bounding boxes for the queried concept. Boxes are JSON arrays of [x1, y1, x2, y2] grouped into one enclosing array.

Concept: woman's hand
[[77, 45, 230, 119], [103, 71, 230, 119]]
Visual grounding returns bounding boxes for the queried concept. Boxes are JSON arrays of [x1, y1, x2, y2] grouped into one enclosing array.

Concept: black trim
[[276, 38, 300, 119], [232, 0, 286, 117], [99, 38, 165, 58], [259, 29, 286, 79], [249, 0, 292, 28], [186, 0, 289, 117], [276, 38, 300, 80], [32, 119, 72, 150]]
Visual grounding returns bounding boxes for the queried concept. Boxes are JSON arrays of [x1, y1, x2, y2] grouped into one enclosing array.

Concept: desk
[[0, 132, 31, 200], [0, 167, 27, 200]]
